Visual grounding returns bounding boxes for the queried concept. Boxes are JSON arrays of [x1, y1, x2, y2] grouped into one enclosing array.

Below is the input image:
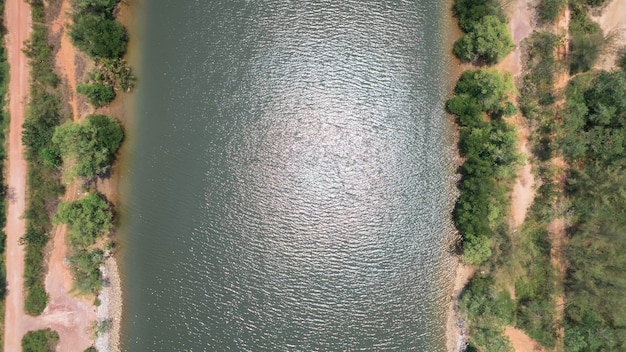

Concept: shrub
[[569, 5, 603, 74], [535, 0, 567, 25], [22, 329, 59, 352], [69, 249, 104, 293], [77, 83, 116, 107]]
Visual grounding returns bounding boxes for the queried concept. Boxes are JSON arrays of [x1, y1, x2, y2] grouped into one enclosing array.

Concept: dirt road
[[4, 0, 34, 350]]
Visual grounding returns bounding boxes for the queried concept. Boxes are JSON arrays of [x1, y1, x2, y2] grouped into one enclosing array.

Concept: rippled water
[[120, 0, 457, 350]]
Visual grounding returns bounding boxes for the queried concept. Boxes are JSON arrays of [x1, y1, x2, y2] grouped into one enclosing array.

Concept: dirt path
[[498, 0, 552, 351], [4, 0, 33, 350], [504, 327, 547, 352], [499, 0, 537, 232], [50, 0, 79, 119]]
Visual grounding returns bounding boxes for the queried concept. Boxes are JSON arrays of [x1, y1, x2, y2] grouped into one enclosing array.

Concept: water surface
[[121, 0, 457, 350]]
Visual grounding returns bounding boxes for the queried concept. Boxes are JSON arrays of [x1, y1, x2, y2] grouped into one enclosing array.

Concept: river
[[120, 0, 457, 350]]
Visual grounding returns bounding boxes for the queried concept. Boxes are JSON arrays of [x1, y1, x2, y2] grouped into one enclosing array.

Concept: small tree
[[454, 15, 515, 64], [70, 12, 127, 59], [54, 192, 113, 247], [53, 114, 123, 179]]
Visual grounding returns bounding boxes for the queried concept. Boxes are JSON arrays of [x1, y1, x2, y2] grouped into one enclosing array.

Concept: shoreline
[[444, 0, 537, 350], [2, 0, 133, 349]]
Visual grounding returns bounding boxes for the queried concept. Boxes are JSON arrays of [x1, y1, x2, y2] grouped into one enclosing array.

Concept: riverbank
[[444, 0, 538, 349], [4, 0, 131, 349], [447, 0, 626, 350]]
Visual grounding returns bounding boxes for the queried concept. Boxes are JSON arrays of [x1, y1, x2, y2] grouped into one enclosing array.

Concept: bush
[[454, 15, 515, 64], [453, 0, 506, 33], [448, 69, 519, 266], [77, 83, 116, 107], [535, 0, 567, 25], [70, 12, 127, 59], [569, 5, 603, 74], [54, 192, 113, 248], [71, 0, 121, 15], [69, 249, 104, 294], [53, 114, 124, 179], [460, 276, 516, 350], [22, 329, 59, 352]]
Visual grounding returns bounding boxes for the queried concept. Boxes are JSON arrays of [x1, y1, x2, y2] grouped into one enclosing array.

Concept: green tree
[[454, 68, 515, 115], [454, 15, 515, 64], [54, 192, 113, 248], [53, 114, 123, 179], [452, 0, 506, 33], [70, 12, 127, 59]]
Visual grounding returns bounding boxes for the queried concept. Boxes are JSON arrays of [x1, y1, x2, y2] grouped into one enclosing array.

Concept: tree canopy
[[70, 12, 127, 59], [52, 114, 123, 179], [454, 15, 515, 64], [54, 192, 113, 248]]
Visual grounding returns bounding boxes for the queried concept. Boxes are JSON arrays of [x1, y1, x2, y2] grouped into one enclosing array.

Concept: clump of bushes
[[54, 192, 113, 247], [452, 0, 514, 64], [460, 276, 515, 352], [22, 329, 59, 352], [77, 83, 115, 108], [447, 69, 520, 265], [69, 0, 126, 59], [71, 0, 135, 107], [535, 0, 567, 25], [52, 114, 124, 179], [54, 191, 112, 293]]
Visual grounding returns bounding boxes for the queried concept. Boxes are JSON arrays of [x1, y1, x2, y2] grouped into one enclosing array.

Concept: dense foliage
[[460, 276, 515, 351], [452, 0, 505, 33], [21, 1, 64, 316], [21, 329, 59, 352], [452, 0, 514, 64], [454, 15, 515, 64], [77, 83, 115, 108], [54, 192, 112, 293], [556, 71, 626, 351], [55, 192, 113, 247], [70, 2, 127, 59], [535, 0, 567, 25], [53, 114, 123, 179], [447, 69, 519, 265]]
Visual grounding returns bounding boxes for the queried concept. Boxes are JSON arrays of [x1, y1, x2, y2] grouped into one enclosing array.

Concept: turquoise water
[[120, 1, 457, 350]]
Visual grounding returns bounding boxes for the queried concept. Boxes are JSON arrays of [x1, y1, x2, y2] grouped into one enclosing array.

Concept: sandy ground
[[4, 0, 33, 350], [504, 326, 547, 352], [446, 262, 475, 352], [592, 0, 626, 70]]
